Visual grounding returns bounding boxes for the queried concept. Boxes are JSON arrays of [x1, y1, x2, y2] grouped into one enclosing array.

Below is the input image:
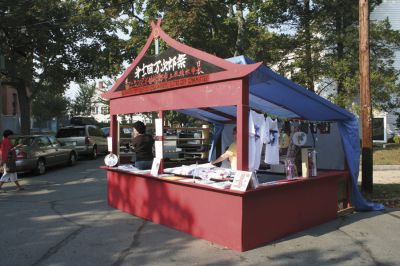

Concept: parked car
[[56, 125, 107, 159], [10, 135, 78, 175], [101, 126, 133, 148]]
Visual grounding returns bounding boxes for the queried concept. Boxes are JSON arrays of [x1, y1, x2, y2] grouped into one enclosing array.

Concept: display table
[[105, 167, 349, 251]]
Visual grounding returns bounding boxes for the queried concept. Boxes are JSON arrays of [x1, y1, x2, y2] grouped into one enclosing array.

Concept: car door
[[36, 136, 57, 166], [48, 135, 68, 164], [94, 126, 107, 153], [89, 126, 107, 154]]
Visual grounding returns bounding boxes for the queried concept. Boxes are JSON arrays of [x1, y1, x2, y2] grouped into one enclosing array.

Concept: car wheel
[[34, 159, 46, 175], [68, 152, 77, 166], [91, 146, 97, 160]]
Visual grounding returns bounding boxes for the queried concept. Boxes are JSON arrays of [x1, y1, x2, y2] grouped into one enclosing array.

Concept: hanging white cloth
[[249, 110, 267, 171], [264, 117, 280, 165]]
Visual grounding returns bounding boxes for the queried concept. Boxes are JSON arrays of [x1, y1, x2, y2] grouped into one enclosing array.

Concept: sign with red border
[[116, 47, 225, 94]]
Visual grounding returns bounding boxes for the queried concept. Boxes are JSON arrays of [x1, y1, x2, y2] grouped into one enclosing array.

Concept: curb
[[373, 165, 400, 171]]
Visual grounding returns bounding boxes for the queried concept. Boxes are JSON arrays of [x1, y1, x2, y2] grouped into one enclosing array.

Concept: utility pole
[[359, 0, 373, 193]]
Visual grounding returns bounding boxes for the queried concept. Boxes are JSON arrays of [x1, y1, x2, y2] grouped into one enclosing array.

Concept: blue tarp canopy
[[178, 55, 383, 211]]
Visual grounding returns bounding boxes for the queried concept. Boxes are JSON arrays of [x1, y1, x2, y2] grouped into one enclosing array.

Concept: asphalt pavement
[[1, 158, 400, 266]]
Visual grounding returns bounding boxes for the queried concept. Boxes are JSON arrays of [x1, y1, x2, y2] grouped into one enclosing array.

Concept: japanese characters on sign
[[116, 47, 225, 93], [134, 53, 188, 79]]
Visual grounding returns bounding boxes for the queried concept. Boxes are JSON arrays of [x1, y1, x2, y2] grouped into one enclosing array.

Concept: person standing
[[0, 129, 24, 191], [211, 127, 237, 170], [131, 121, 154, 170]]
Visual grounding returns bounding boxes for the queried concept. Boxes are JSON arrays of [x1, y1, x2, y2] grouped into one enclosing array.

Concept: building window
[[91, 106, 97, 114], [12, 93, 17, 115], [101, 106, 109, 115]]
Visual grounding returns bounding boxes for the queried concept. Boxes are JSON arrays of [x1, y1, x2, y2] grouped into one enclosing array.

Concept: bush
[[394, 135, 400, 144]]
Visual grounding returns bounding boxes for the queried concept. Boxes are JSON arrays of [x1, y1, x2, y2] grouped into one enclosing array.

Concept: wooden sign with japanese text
[[115, 47, 225, 94]]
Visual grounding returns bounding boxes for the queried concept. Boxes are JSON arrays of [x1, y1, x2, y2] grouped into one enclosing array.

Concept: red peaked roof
[[103, 19, 261, 100]]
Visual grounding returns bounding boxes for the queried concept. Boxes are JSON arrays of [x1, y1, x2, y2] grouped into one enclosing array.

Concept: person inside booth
[[211, 127, 237, 170], [131, 121, 154, 170]]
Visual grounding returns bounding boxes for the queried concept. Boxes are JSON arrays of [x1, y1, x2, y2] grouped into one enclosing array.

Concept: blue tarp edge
[[338, 116, 385, 211]]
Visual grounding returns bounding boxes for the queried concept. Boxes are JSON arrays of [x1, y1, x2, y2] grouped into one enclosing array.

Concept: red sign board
[[116, 47, 225, 94]]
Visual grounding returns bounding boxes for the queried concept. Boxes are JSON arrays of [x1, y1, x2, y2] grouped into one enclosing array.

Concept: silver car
[[56, 125, 108, 159], [11, 135, 78, 175]]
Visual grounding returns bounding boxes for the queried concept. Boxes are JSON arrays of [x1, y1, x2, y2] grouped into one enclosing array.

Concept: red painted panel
[[241, 173, 343, 251], [107, 169, 347, 252], [107, 171, 244, 251], [110, 79, 243, 114]]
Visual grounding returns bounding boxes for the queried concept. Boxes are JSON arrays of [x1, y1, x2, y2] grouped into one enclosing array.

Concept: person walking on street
[[0, 129, 24, 192]]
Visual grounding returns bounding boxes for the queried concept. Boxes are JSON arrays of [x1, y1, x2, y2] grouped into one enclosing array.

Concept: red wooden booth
[[103, 20, 351, 252]]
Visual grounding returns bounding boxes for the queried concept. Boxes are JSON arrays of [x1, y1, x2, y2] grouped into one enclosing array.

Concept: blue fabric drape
[[208, 124, 224, 162], [338, 116, 384, 211]]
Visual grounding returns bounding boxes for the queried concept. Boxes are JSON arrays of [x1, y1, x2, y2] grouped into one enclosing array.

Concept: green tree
[[253, 0, 400, 112], [255, 0, 340, 93], [128, 0, 238, 58], [31, 85, 69, 127], [318, 0, 400, 110], [72, 83, 96, 116], [0, 0, 138, 134], [164, 111, 197, 127]]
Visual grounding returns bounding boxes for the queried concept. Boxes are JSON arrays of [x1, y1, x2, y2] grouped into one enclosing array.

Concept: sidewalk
[[373, 171, 400, 184], [358, 166, 400, 184], [374, 164, 400, 171]]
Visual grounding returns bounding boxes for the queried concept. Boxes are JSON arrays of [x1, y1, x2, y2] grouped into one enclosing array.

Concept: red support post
[[236, 78, 249, 171]]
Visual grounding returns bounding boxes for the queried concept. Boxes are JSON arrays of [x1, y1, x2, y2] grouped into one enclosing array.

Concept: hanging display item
[[317, 122, 331, 134], [309, 122, 318, 134]]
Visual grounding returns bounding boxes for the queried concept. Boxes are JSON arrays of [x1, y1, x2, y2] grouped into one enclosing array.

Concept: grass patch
[[362, 184, 400, 208], [373, 144, 400, 165]]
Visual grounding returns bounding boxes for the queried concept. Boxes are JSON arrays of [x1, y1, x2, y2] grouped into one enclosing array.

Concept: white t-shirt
[[264, 117, 280, 165], [249, 110, 267, 171]]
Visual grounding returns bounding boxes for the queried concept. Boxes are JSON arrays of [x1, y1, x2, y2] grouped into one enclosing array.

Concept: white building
[[370, 0, 400, 141]]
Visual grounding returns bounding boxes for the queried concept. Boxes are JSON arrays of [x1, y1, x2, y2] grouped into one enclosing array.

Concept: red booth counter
[[105, 167, 349, 252], [102, 20, 354, 252]]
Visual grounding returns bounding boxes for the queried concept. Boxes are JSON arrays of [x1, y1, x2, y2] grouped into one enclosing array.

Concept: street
[[1, 158, 400, 266]]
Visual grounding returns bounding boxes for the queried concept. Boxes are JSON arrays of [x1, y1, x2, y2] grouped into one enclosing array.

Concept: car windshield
[[11, 137, 35, 146], [56, 128, 85, 138]]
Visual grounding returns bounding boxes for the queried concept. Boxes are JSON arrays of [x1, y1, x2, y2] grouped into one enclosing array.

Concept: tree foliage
[[0, 0, 137, 133], [31, 85, 69, 125], [128, 0, 400, 112], [71, 83, 97, 116], [253, 0, 400, 110]]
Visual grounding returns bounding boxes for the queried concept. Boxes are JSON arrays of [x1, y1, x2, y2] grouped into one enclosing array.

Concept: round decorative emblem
[[292, 131, 307, 146], [104, 153, 119, 167]]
